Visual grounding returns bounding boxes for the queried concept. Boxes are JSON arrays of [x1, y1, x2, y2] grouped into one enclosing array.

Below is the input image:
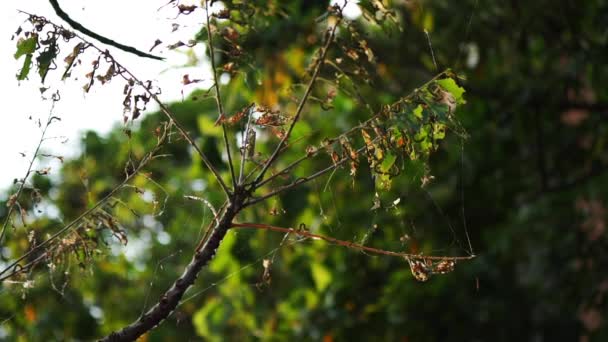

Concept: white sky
[[0, 0, 210, 192], [0, 1, 360, 193]]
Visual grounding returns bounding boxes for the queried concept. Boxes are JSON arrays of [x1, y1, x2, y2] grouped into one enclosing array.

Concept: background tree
[[2, 0, 608, 341]]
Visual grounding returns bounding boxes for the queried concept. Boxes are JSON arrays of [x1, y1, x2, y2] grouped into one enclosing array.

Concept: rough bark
[[99, 201, 240, 342]]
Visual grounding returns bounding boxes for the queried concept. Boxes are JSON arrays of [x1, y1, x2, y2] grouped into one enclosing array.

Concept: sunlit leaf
[[380, 153, 396, 173], [436, 78, 465, 105], [413, 104, 423, 119]]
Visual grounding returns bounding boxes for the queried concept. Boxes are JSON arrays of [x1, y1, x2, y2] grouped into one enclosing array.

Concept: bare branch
[[238, 105, 255, 184], [231, 222, 475, 261], [245, 144, 367, 207], [252, 20, 340, 186], [254, 115, 382, 189], [0, 101, 57, 247], [204, 0, 237, 189], [49, 0, 164, 60], [100, 197, 243, 342]]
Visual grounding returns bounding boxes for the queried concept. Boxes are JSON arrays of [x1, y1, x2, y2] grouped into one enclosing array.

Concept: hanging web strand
[[460, 140, 474, 255], [456, 0, 480, 69], [424, 29, 438, 71]]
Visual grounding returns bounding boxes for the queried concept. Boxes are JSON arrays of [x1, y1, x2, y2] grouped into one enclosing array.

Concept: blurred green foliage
[[2, 0, 608, 341]]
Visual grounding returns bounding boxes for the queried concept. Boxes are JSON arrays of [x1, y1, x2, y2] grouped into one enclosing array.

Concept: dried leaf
[[178, 4, 197, 14], [407, 258, 431, 282]]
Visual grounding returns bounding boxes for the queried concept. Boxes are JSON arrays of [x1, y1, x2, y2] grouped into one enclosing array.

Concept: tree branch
[[245, 144, 367, 207], [231, 223, 475, 261], [18, 13, 233, 197], [238, 105, 255, 184], [0, 101, 57, 249], [204, 0, 237, 189], [252, 21, 339, 186], [48, 0, 164, 60], [100, 197, 243, 342], [254, 114, 383, 189]]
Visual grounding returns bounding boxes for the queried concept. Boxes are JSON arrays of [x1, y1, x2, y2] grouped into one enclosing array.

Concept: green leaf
[[433, 123, 446, 140], [378, 173, 393, 190], [14, 36, 37, 59], [37, 43, 59, 83], [17, 54, 33, 80], [413, 104, 423, 119], [415, 126, 428, 140], [310, 262, 332, 292], [380, 152, 397, 173], [428, 102, 450, 120], [436, 78, 466, 104]]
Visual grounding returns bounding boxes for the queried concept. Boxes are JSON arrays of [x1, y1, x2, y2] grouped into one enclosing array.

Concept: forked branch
[[252, 18, 341, 186]]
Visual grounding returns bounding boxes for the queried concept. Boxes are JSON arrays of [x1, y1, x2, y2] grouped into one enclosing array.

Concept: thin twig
[[238, 105, 255, 184], [245, 144, 367, 207], [231, 222, 475, 261], [252, 21, 340, 187], [204, 0, 237, 190], [253, 69, 452, 189], [152, 101, 232, 196], [255, 118, 379, 189], [0, 101, 57, 248], [17, 12, 232, 197], [0, 124, 171, 281]]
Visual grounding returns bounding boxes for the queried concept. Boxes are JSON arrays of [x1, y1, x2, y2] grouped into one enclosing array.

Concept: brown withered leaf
[[407, 258, 431, 282], [270, 127, 285, 139], [223, 27, 239, 42], [223, 62, 236, 73], [182, 74, 202, 85], [215, 8, 230, 19], [346, 49, 359, 61], [167, 41, 186, 50], [149, 39, 162, 52], [178, 4, 197, 14], [305, 145, 317, 156], [432, 260, 455, 274], [331, 151, 341, 164], [36, 167, 51, 175]]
